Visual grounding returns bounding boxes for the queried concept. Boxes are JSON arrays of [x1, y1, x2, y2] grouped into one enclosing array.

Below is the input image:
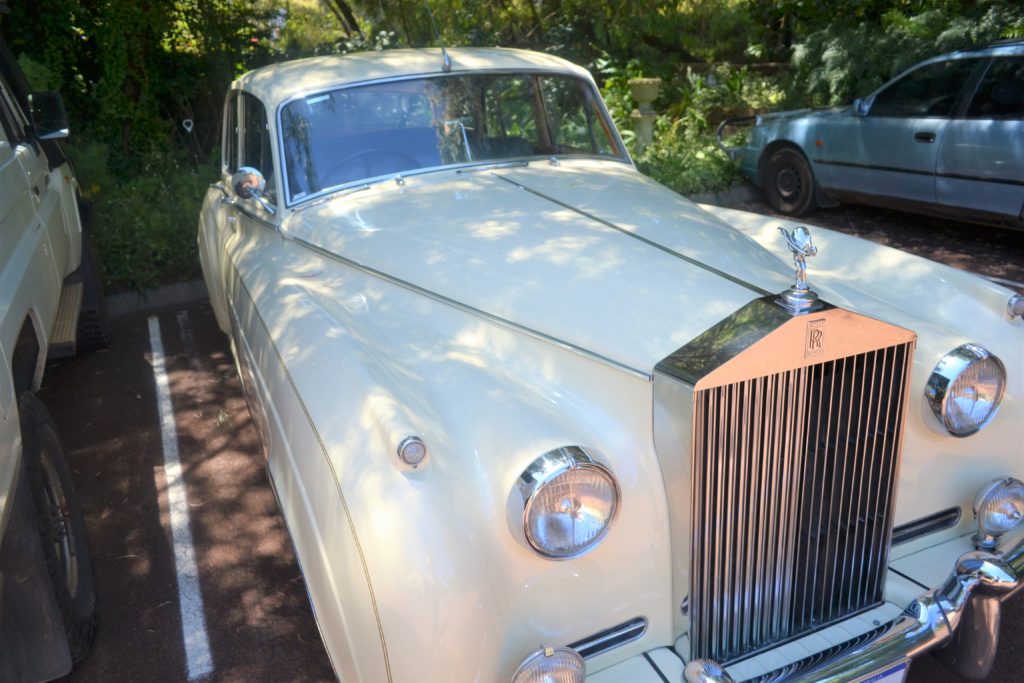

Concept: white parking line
[[147, 315, 214, 681]]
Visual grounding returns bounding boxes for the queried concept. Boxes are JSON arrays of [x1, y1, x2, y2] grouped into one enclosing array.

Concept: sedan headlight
[[925, 344, 1006, 436], [973, 477, 1024, 549], [513, 446, 619, 559]]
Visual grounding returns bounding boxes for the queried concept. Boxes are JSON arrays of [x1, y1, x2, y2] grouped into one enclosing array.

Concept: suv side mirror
[[29, 91, 69, 140], [853, 97, 871, 117]]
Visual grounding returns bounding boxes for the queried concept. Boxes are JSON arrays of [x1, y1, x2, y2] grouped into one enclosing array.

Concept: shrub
[[636, 118, 739, 196], [79, 145, 217, 292]]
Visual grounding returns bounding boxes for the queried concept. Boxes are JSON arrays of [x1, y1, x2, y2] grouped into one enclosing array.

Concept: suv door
[[0, 74, 64, 296], [937, 55, 1024, 221], [824, 58, 982, 205]]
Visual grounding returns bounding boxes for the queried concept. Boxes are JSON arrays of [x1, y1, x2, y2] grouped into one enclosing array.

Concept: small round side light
[[397, 435, 427, 467], [510, 646, 585, 683]]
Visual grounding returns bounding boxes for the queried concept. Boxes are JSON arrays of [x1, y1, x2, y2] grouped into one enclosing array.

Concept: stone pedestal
[[628, 77, 661, 155]]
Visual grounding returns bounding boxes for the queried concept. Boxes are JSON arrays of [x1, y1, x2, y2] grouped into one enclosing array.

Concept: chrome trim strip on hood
[[493, 173, 772, 298]]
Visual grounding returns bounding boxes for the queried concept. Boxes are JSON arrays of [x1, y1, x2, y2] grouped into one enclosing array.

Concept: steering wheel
[[323, 149, 421, 184]]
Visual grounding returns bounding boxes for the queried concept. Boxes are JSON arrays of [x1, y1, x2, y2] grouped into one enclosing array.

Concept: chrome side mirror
[[231, 166, 275, 214], [29, 91, 69, 140], [853, 97, 871, 117]]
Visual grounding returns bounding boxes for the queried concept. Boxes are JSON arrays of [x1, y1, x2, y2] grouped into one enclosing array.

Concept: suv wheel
[[19, 392, 97, 663]]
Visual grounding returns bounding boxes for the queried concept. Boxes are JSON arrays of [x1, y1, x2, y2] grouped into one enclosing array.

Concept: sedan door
[[823, 58, 982, 205], [937, 56, 1024, 222]]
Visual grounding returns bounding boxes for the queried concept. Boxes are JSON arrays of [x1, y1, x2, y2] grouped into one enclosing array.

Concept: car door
[[824, 58, 982, 205], [937, 55, 1024, 221], [198, 90, 240, 333]]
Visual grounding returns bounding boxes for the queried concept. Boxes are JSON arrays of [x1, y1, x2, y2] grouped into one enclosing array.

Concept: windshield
[[279, 72, 625, 204]]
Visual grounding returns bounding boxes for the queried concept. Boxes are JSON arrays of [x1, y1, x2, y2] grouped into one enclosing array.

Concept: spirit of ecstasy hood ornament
[[777, 226, 822, 313]]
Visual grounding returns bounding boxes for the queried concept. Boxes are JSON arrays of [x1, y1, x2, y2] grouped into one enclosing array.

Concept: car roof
[[235, 47, 593, 107], [942, 41, 1024, 61]]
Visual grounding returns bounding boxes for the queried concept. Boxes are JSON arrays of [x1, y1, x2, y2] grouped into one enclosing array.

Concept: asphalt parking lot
[[43, 303, 334, 682], [39, 201, 1023, 682]]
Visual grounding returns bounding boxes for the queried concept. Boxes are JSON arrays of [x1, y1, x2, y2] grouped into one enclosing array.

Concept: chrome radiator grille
[[689, 341, 913, 663]]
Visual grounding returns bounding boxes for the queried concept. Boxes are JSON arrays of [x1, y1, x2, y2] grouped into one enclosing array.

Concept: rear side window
[[966, 57, 1024, 119], [870, 59, 979, 117]]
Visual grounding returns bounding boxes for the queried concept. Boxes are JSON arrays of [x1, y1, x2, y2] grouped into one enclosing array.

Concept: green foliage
[[636, 119, 739, 196], [6, 1, 1020, 289], [88, 147, 217, 292], [787, 1, 1024, 106]]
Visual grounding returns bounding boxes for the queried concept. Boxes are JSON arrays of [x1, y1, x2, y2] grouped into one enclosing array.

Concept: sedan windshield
[[279, 72, 625, 204]]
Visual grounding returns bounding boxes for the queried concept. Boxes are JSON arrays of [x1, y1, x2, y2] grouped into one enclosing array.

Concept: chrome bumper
[[685, 528, 1024, 683]]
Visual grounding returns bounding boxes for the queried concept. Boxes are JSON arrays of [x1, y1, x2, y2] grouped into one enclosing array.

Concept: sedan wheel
[[764, 148, 816, 216]]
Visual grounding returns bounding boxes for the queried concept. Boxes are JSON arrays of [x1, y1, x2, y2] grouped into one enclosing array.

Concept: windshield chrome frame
[[274, 68, 632, 209]]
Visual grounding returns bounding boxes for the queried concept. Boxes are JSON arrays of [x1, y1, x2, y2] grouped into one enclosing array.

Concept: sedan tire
[[763, 147, 816, 216]]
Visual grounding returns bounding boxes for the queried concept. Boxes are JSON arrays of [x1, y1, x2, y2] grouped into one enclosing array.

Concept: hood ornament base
[[777, 225, 823, 314]]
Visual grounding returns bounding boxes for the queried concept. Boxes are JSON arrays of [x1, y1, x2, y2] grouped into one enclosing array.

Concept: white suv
[[0, 34, 107, 681]]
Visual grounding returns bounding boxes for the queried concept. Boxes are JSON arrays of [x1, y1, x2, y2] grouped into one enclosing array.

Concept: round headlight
[[925, 344, 1006, 436], [510, 646, 585, 683], [973, 477, 1024, 549], [515, 447, 619, 559]]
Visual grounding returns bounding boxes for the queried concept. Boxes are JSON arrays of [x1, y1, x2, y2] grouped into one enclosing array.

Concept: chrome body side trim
[[568, 617, 648, 659], [891, 507, 962, 546]]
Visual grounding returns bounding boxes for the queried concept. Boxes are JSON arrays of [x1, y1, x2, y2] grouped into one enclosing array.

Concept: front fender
[[233, 230, 676, 681]]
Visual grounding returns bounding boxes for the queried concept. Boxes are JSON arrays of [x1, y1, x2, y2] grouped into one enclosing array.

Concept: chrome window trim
[[513, 446, 621, 560], [272, 69, 630, 209], [923, 343, 1006, 437]]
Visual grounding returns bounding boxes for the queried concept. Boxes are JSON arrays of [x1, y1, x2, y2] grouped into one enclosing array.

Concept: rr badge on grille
[[805, 318, 826, 357]]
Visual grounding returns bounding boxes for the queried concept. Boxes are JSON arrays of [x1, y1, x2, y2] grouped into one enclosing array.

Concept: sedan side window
[[241, 92, 275, 203], [870, 59, 979, 117], [966, 57, 1024, 119]]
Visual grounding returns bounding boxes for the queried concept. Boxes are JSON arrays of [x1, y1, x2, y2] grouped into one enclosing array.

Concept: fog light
[[510, 646, 585, 683], [973, 477, 1024, 550]]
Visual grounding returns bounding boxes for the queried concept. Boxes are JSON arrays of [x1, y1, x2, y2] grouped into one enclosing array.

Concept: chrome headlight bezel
[[512, 446, 620, 560], [924, 343, 1006, 437]]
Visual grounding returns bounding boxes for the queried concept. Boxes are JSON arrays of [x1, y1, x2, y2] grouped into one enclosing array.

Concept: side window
[[966, 57, 1024, 119], [539, 77, 617, 156], [223, 91, 238, 173], [241, 92, 275, 203], [870, 59, 979, 117]]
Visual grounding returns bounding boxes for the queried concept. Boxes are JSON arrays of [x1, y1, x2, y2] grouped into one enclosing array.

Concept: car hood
[[284, 160, 794, 374]]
